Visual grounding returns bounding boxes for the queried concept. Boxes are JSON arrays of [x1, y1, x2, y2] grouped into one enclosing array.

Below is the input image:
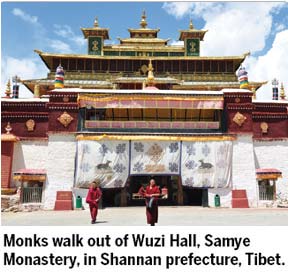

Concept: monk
[[86, 180, 102, 224], [145, 179, 161, 226]]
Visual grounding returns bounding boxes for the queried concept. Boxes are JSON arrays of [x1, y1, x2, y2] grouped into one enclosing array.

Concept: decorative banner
[[181, 141, 232, 188], [130, 141, 180, 175], [77, 94, 224, 109], [88, 36, 102, 55], [54, 65, 64, 89], [75, 140, 129, 188], [186, 38, 200, 56], [237, 66, 249, 89]]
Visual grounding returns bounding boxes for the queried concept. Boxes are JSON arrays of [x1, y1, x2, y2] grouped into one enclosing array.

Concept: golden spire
[[146, 59, 155, 86], [140, 10, 147, 29], [34, 84, 40, 98], [94, 17, 99, 28], [5, 80, 11, 98], [251, 86, 256, 100], [280, 82, 286, 100], [189, 19, 194, 30]]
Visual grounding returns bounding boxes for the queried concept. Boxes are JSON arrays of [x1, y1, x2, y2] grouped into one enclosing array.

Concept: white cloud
[[244, 29, 288, 100], [169, 40, 184, 46], [1, 56, 48, 98], [12, 8, 38, 24], [275, 23, 285, 32], [163, 2, 288, 101], [53, 24, 85, 47], [48, 39, 72, 53], [163, 2, 284, 56], [163, 2, 224, 19]]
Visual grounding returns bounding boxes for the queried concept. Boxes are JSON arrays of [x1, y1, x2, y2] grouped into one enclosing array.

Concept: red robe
[[145, 185, 160, 225], [86, 187, 102, 222]]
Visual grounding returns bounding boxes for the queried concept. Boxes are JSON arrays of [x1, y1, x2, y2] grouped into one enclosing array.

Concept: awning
[[13, 169, 46, 182], [256, 168, 282, 180], [78, 94, 224, 109]]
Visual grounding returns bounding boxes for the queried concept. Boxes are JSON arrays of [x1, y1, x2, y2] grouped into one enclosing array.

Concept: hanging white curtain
[[75, 140, 129, 188], [130, 141, 180, 175], [181, 141, 232, 188]]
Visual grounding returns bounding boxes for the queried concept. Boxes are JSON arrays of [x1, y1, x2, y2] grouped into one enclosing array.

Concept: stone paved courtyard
[[2, 206, 288, 226]]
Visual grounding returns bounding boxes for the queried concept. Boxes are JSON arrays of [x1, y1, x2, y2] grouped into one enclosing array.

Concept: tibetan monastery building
[[2, 13, 288, 209]]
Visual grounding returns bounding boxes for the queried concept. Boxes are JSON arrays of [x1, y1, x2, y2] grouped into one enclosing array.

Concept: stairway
[[54, 191, 73, 210], [232, 190, 249, 208]]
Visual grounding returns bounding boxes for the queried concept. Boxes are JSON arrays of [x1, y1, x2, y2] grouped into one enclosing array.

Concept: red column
[[1, 141, 15, 189]]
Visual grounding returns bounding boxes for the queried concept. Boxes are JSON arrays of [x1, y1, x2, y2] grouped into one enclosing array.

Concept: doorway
[[183, 187, 209, 207], [127, 175, 180, 206]]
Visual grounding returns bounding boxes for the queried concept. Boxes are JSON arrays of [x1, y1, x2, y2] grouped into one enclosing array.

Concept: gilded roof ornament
[[5, 80, 11, 98], [94, 17, 99, 28], [146, 59, 155, 86], [280, 82, 286, 100], [189, 19, 194, 30], [140, 10, 147, 29]]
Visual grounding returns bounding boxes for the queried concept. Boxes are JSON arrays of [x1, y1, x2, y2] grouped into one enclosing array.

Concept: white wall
[[12, 140, 48, 188], [254, 140, 288, 200], [232, 135, 258, 207], [208, 188, 232, 208], [43, 134, 77, 209]]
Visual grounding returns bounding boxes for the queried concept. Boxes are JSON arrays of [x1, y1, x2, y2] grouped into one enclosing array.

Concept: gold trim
[[78, 94, 224, 102], [35, 50, 247, 61], [1, 188, 17, 195], [256, 174, 282, 180], [13, 175, 46, 182], [128, 28, 160, 33], [76, 134, 236, 142]]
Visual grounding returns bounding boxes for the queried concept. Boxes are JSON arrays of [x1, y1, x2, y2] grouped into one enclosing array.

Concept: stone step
[[232, 198, 249, 208], [232, 189, 247, 199], [54, 200, 73, 210]]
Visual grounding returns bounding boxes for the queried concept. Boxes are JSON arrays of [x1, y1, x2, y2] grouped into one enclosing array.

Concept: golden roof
[[179, 19, 208, 41], [81, 17, 109, 39], [35, 49, 249, 61], [128, 28, 160, 33], [118, 38, 170, 45]]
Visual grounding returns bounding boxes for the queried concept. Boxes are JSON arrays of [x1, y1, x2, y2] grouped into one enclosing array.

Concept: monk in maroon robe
[[145, 179, 161, 226], [86, 180, 102, 224]]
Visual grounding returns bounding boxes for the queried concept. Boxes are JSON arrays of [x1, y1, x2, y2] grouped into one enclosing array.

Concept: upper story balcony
[[77, 90, 225, 134]]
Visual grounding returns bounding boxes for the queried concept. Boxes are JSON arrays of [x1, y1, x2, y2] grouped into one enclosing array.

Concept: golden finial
[[280, 82, 286, 100], [94, 17, 99, 28], [34, 84, 40, 98], [5, 80, 11, 98], [146, 59, 155, 86], [251, 87, 256, 100], [140, 10, 147, 29], [189, 19, 194, 30]]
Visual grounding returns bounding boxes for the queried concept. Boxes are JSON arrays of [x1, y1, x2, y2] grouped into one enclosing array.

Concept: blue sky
[[1, 1, 288, 100]]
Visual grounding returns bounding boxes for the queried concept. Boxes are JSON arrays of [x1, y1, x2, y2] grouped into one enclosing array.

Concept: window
[[86, 109, 106, 120], [258, 180, 275, 200]]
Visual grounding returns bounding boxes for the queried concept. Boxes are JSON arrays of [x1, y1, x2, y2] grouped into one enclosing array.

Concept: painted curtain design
[[75, 140, 129, 188], [131, 141, 180, 175], [181, 141, 232, 188]]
